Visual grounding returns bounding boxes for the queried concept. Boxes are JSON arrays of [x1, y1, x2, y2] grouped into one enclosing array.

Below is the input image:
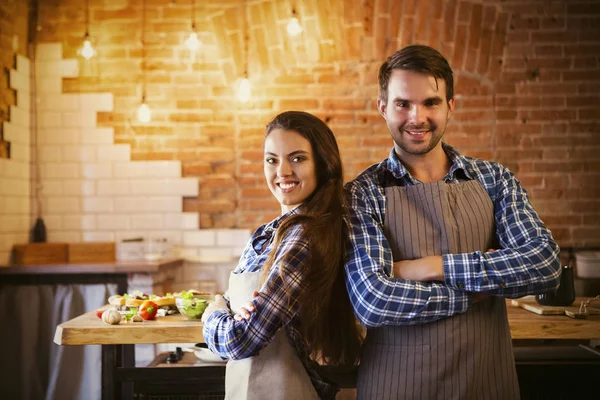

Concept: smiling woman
[[201, 111, 362, 400], [263, 127, 318, 214]]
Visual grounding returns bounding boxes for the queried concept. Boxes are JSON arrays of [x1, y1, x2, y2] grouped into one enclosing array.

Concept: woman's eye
[[265, 157, 276, 164], [291, 156, 305, 163]]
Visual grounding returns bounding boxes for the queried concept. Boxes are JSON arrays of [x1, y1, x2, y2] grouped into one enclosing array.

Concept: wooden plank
[[68, 242, 116, 263], [12, 243, 69, 265], [54, 310, 205, 345]]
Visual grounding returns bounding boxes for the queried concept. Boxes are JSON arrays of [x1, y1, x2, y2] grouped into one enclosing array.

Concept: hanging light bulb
[[79, 0, 96, 59], [236, 76, 252, 102], [286, 9, 303, 37], [78, 34, 96, 60], [185, 30, 202, 53], [137, 100, 152, 123]]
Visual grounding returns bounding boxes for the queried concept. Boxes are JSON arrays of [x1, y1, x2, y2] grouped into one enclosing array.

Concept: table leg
[[121, 344, 135, 400], [102, 345, 120, 400]]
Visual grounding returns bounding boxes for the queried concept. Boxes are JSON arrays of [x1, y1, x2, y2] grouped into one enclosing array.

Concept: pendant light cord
[[243, 0, 248, 78], [85, 0, 90, 36], [191, 0, 196, 31], [141, 0, 147, 101]]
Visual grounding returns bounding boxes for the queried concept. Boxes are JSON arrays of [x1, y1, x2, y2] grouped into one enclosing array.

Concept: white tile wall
[[10, 107, 30, 128], [63, 215, 96, 231], [10, 143, 30, 162], [96, 180, 130, 196], [2, 43, 248, 285], [0, 53, 31, 264], [9, 70, 28, 92], [82, 128, 114, 144], [82, 197, 114, 213]]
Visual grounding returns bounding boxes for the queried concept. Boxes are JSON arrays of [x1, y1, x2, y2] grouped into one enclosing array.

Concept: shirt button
[[499, 282, 506, 288], [457, 282, 465, 289]]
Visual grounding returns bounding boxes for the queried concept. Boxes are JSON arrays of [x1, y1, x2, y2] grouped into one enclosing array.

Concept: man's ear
[[377, 98, 387, 119], [447, 98, 455, 119]]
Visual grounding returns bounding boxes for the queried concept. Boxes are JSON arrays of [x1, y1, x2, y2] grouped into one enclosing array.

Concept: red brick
[[443, 0, 457, 42], [278, 99, 319, 110]]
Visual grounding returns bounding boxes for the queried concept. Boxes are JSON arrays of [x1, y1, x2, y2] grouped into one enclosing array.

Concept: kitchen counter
[[55, 298, 600, 346], [0, 258, 184, 296], [0, 258, 183, 275], [53, 297, 600, 400]]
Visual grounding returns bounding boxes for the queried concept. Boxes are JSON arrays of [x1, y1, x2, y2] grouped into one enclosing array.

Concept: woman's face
[[264, 128, 318, 214]]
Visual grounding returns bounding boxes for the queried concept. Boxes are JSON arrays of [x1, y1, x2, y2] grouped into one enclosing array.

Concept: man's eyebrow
[[391, 96, 444, 103], [425, 96, 444, 103]]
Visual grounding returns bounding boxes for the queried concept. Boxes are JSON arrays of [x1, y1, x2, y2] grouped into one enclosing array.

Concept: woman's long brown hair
[[262, 111, 362, 367]]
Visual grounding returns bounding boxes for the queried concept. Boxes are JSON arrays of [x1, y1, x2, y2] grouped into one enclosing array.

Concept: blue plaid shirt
[[345, 142, 561, 328], [203, 209, 338, 399]]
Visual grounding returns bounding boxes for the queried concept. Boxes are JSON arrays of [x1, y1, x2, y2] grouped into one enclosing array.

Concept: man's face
[[378, 69, 455, 158]]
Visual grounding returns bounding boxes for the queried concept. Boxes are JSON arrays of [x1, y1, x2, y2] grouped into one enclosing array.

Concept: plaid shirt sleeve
[[202, 227, 307, 360], [443, 161, 561, 297], [345, 171, 471, 328]]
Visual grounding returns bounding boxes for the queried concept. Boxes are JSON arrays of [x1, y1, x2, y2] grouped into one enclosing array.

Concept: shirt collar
[[384, 142, 474, 182], [261, 206, 300, 234]]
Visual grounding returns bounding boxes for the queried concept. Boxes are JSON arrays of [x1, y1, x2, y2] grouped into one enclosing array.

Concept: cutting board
[[511, 296, 600, 316]]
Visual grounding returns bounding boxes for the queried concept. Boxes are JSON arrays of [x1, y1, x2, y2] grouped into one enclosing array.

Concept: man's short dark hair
[[378, 45, 454, 104]]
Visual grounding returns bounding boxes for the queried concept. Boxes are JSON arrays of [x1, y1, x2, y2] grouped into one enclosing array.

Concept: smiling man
[[344, 45, 561, 399]]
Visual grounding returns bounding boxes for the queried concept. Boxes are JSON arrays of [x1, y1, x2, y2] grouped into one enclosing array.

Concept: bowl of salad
[[175, 290, 210, 320]]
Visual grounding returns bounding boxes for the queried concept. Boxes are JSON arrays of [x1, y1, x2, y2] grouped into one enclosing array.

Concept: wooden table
[[54, 298, 600, 400], [507, 297, 600, 340], [54, 310, 205, 346], [54, 309, 214, 400]]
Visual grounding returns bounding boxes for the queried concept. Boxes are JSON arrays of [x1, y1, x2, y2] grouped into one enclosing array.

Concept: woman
[[201, 111, 362, 400]]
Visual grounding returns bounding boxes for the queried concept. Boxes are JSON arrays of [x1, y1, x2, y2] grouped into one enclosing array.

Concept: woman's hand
[[234, 291, 260, 321], [201, 294, 229, 323]]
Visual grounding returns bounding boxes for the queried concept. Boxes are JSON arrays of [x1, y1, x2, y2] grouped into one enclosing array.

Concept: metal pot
[[536, 265, 575, 307]]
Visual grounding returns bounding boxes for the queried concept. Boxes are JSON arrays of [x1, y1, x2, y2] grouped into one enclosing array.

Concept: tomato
[[96, 309, 105, 319], [139, 300, 158, 320]]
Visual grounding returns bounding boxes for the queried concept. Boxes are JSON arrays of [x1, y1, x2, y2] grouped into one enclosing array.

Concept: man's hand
[[201, 294, 229, 323], [393, 256, 444, 281], [234, 291, 260, 321]]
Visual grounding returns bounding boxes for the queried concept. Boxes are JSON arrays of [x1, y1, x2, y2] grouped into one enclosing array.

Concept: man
[[345, 45, 561, 399]]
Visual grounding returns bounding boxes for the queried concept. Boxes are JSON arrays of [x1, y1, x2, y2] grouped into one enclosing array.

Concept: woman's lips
[[277, 182, 298, 193]]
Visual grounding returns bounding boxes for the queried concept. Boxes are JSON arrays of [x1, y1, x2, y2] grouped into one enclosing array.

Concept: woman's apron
[[225, 270, 319, 400], [357, 179, 520, 400]]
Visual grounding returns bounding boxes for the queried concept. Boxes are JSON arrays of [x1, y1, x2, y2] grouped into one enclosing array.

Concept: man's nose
[[408, 105, 426, 125]]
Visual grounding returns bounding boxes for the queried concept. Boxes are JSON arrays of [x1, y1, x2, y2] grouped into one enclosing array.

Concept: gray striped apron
[[357, 179, 520, 400], [225, 270, 319, 400]]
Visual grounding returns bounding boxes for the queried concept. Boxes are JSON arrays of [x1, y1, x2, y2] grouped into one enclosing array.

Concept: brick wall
[[2, 0, 598, 250]]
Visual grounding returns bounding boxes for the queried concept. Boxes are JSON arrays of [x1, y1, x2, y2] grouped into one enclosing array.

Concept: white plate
[[192, 347, 227, 363]]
